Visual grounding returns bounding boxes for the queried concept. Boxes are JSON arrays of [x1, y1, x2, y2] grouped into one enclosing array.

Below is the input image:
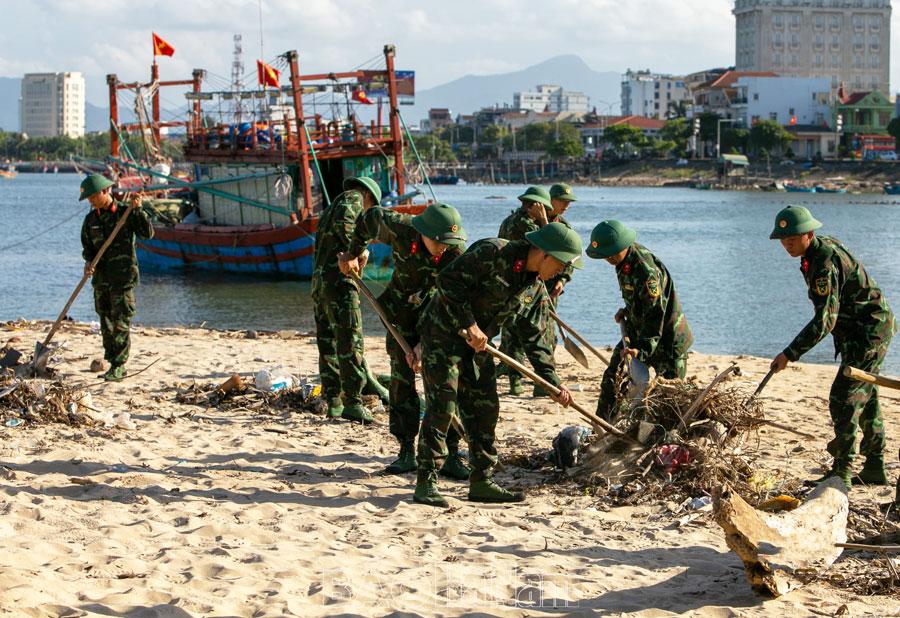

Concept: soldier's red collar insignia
[[622, 263, 631, 275], [801, 258, 809, 273], [513, 259, 525, 273], [432, 253, 441, 265], [410, 240, 418, 255]]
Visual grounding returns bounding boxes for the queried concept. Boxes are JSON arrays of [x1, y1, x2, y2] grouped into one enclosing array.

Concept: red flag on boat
[[352, 89, 374, 105], [789, 115, 797, 125], [152, 32, 175, 57], [257, 60, 280, 87]]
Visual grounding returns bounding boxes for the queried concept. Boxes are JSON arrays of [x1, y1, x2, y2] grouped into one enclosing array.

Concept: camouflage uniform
[[348, 207, 463, 446], [597, 242, 694, 419], [783, 236, 896, 467], [80, 201, 153, 367], [417, 238, 562, 480], [497, 207, 557, 385], [311, 190, 367, 408]]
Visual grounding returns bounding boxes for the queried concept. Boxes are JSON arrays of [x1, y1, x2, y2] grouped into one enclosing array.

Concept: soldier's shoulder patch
[[814, 275, 830, 297], [645, 277, 660, 299]]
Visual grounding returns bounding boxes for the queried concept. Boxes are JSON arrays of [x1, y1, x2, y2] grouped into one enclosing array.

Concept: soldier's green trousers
[[93, 283, 135, 367], [498, 281, 557, 383], [385, 314, 461, 451], [313, 281, 366, 407], [829, 336, 892, 464], [418, 333, 498, 481], [596, 342, 687, 420]]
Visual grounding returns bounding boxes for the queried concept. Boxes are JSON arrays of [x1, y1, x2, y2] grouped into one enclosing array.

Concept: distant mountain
[[404, 55, 622, 125]]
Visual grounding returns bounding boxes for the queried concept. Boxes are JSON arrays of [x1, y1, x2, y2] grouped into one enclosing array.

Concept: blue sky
[[2, 0, 897, 104]]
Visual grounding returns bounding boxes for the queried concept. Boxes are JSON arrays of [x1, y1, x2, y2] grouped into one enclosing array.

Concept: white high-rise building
[[733, 0, 892, 94], [19, 72, 86, 137], [621, 70, 690, 119], [514, 85, 589, 113]]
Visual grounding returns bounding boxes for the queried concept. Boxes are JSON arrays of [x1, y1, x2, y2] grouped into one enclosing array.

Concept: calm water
[[1, 174, 898, 373]]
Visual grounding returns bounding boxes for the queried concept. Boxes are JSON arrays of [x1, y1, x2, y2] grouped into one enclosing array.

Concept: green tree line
[[0, 130, 184, 163]]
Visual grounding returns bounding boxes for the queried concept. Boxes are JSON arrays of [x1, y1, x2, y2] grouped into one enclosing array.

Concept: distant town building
[[19, 72, 85, 138], [620, 70, 691, 119], [513, 85, 589, 113], [733, 0, 892, 95], [835, 89, 894, 134], [732, 76, 832, 128], [691, 70, 778, 118], [420, 108, 453, 133], [580, 115, 667, 154]]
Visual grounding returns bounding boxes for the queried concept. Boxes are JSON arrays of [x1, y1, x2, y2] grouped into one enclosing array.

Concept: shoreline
[[1, 319, 900, 615]]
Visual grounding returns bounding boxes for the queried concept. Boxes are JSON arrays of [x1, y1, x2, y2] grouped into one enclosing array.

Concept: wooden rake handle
[[459, 329, 636, 442]]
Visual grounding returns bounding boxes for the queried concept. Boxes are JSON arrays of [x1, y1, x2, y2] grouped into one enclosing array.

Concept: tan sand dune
[[1, 321, 898, 617]]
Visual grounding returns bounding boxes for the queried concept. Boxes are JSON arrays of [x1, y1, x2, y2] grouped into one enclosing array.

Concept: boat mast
[[151, 62, 161, 146], [384, 44, 405, 197], [287, 50, 314, 219], [107, 74, 119, 158]]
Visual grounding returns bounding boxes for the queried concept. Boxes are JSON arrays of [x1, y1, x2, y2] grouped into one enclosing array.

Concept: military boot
[[856, 455, 889, 486], [385, 441, 417, 474], [808, 463, 852, 488], [508, 376, 524, 396], [439, 451, 472, 480], [468, 478, 525, 503], [103, 364, 126, 382], [341, 404, 374, 424], [413, 469, 449, 508], [363, 369, 390, 404], [326, 397, 344, 419]]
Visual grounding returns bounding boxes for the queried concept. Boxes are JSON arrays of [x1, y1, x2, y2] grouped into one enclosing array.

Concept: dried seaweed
[[0, 369, 93, 427]]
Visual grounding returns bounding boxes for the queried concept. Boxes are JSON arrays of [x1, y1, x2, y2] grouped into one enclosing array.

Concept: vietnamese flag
[[789, 115, 797, 125], [257, 60, 280, 87], [152, 32, 175, 57], [352, 89, 373, 105]]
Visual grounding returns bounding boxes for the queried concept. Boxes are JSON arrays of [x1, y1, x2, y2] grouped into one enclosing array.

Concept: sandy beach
[[2, 319, 900, 617]]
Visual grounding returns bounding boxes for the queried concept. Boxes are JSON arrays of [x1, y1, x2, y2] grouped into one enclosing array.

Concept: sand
[[1, 319, 899, 617]]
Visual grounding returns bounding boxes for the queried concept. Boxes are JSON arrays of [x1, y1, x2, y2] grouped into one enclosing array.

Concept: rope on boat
[[303, 123, 331, 207], [0, 207, 84, 253], [397, 110, 437, 203]]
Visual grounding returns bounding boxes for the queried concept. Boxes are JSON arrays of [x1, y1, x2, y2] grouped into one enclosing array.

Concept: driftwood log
[[714, 477, 848, 596]]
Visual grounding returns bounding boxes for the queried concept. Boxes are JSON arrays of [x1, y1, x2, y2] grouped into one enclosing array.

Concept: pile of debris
[[0, 369, 94, 428], [172, 372, 332, 416], [560, 365, 803, 509]]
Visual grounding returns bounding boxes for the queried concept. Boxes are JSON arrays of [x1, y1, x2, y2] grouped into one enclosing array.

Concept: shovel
[[348, 269, 468, 443], [556, 320, 590, 369], [550, 310, 609, 367], [29, 197, 138, 376], [619, 320, 650, 403]]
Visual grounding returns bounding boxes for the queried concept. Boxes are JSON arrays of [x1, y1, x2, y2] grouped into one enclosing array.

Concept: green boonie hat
[[411, 203, 467, 247], [343, 176, 383, 205], [517, 186, 552, 211], [585, 220, 636, 259], [525, 221, 583, 269], [549, 183, 577, 202], [79, 174, 114, 201], [769, 205, 822, 239]]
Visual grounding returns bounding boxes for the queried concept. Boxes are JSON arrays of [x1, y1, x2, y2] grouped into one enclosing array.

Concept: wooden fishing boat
[[104, 44, 426, 279], [884, 183, 900, 195], [784, 183, 815, 193]]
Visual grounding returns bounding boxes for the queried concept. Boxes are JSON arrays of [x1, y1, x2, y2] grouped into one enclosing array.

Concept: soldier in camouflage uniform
[[79, 174, 153, 382], [311, 177, 382, 423], [586, 220, 694, 420], [340, 203, 469, 478], [769, 206, 896, 487], [414, 222, 582, 508], [497, 186, 556, 396]]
